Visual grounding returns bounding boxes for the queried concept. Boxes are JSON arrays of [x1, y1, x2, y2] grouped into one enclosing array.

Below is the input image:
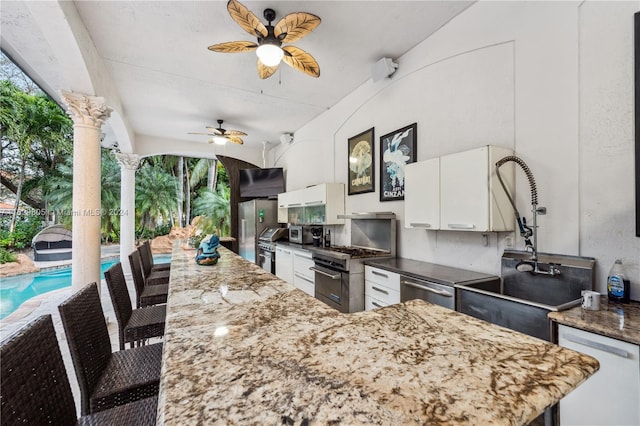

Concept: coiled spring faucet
[[495, 156, 560, 275]]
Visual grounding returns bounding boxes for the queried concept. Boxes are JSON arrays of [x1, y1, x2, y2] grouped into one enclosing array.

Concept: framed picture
[[347, 127, 375, 195], [380, 123, 417, 201]]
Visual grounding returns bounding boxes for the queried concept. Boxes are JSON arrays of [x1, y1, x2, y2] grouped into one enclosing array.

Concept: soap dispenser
[[607, 259, 630, 303]]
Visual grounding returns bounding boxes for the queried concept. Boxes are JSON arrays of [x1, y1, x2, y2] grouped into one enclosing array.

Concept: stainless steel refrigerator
[[238, 199, 278, 264]]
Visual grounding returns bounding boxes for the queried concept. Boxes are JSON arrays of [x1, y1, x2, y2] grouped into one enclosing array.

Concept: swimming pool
[[0, 255, 171, 320]]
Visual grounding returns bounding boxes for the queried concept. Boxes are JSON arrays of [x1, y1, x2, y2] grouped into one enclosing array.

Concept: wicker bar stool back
[[105, 262, 166, 350], [0, 314, 160, 425], [58, 283, 112, 415], [138, 243, 170, 286], [129, 250, 168, 308], [58, 283, 163, 416], [141, 240, 170, 272], [1, 314, 77, 425]]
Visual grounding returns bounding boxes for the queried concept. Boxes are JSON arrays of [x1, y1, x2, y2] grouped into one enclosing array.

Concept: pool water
[[0, 255, 171, 320]]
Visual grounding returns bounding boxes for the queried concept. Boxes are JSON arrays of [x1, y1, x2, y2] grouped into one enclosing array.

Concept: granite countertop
[[365, 257, 499, 285], [549, 297, 640, 345], [158, 243, 599, 425]]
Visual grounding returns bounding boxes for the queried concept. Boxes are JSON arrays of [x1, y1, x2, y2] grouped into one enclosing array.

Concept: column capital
[[61, 90, 112, 128], [115, 152, 141, 170]]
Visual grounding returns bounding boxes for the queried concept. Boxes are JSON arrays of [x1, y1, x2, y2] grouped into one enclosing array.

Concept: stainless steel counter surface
[[158, 242, 598, 425], [549, 298, 640, 345], [365, 257, 499, 285]]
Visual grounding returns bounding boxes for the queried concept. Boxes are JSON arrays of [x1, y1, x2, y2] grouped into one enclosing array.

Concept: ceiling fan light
[[256, 44, 283, 67], [213, 135, 228, 145]]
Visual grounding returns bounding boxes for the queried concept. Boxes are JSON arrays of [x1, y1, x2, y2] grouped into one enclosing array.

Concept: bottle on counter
[[607, 259, 630, 303], [324, 230, 331, 248]]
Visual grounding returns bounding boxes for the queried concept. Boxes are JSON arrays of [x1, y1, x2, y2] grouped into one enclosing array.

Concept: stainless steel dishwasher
[[397, 262, 500, 311], [401, 276, 456, 309]]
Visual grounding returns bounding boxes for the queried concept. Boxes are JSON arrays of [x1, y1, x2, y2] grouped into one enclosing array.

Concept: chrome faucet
[[496, 156, 560, 276]]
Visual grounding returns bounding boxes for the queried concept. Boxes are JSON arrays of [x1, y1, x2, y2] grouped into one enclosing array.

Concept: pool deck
[[0, 244, 160, 417]]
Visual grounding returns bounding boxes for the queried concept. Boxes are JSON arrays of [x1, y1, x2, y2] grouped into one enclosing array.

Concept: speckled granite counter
[[158, 243, 599, 425], [549, 297, 640, 345]]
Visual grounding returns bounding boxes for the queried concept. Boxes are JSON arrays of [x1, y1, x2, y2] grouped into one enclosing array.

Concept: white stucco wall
[[272, 1, 640, 299]]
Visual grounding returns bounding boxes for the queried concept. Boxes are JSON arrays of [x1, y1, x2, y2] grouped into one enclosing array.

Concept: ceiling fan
[[208, 0, 321, 79], [189, 119, 247, 145]]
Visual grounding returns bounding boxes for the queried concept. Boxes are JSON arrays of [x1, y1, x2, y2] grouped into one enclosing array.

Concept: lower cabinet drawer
[[293, 272, 314, 297], [293, 251, 315, 281], [365, 295, 388, 311], [365, 267, 400, 292], [365, 279, 400, 306]]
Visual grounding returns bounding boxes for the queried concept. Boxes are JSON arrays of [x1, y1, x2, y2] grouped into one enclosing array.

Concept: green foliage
[[136, 164, 178, 232], [136, 223, 172, 240], [0, 214, 44, 249], [0, 247, 17, 264], [192, 183, 231, 236]]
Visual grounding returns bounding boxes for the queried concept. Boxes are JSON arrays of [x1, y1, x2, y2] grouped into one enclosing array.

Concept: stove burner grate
[[324, 246, 389, 258]]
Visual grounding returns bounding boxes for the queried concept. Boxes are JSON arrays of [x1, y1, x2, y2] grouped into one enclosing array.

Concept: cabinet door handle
[[305, 200, 323, 205], [372, 301, 384, 308], [288, 203, 302, 207], [371, 270, 388, 278], [371, 286, 388, 295], [563, 333, 631, 358], [283, 250, 291, 254], [294, 272, 313, 283], [294, 252, 311, 259], [448, 223, 475, 229], [410, 223, 432, 228]]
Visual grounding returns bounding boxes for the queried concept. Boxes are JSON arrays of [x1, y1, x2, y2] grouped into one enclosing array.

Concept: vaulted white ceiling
[[1, 0, 473, 162]]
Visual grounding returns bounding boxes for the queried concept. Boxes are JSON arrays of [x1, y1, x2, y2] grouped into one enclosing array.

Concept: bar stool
[[104, 262, 166, 350], [140, 240, 170, 272], [0, 314, 158, 425], [138, 243, 170, 286], [129, 250, 168, 308], [58, 283, 162, 415]]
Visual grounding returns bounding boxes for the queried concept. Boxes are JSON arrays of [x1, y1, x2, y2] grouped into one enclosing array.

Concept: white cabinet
[[439, 145, 514, 232], [364, 266, 400, 310], [558, 325, 640, 426], [292, 248, 315, 297], [275, 245, 293, 284], [404, 158, 439, 230], [277, 183, 345, 225], [276, 245, 315, 297], [277, 191, 292, 223]]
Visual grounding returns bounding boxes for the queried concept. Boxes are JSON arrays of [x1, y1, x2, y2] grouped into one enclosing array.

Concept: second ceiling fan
[[189, 120, 247, 145], [208, 0, 321, 79]]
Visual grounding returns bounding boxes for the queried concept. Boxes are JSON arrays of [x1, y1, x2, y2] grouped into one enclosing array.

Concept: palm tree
[[192, 183, 231, 236], [5, 92, 71, 232], [135, 164, 178, 233], [46, 150, 121, 241]]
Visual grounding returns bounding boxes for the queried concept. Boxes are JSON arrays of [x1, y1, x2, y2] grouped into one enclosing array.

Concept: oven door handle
[[309, 267, 341, 280], [402, 280, 453, 297]]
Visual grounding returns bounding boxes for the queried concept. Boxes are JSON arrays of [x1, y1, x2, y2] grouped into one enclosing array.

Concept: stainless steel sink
[[455, 250, 595, 341]]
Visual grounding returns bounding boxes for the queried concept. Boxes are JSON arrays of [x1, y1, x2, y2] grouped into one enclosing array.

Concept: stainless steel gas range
[[310, 212, 396, 313]]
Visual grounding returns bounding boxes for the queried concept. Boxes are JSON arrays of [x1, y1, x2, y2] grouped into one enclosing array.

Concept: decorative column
[[61, 91, 112, 293], [115, 152, 140, 276]]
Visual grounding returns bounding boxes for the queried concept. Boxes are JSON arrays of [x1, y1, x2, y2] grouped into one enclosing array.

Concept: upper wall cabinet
[[278, 183, 345, 225], [405, 145, 515, 232], [405, 158, 440, 230]]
